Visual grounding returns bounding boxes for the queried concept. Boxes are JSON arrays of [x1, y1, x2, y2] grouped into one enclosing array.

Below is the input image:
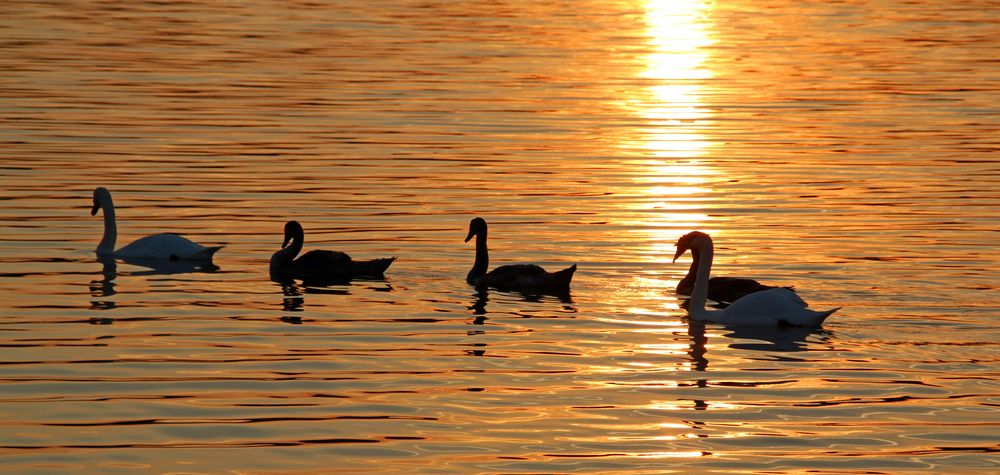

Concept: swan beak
[[464, 229, 475, 243], [281, 233, 291, 249], [90, 201, 99, 216], [672, 245, 686, 263]]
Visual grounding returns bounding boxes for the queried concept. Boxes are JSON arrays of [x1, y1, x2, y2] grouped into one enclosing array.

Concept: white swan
[[91, 187, 222, 260], [673, 231, 839, 327]]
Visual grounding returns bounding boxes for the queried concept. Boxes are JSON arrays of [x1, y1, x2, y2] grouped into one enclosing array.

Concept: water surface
[[1, 0, 998, 473]]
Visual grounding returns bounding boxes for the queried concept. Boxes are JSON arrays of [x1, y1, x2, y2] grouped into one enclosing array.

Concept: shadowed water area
[[1, 0, 998, 473]]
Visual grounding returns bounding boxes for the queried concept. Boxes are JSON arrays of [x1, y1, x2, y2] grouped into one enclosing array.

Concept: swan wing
[[481, 264, 546, 283], [285, 250, 395, 282], [292, 250, 353, 269], [288, 250, 354, 281], [478, 264, 576, 296], [477, 264, 545, 288]]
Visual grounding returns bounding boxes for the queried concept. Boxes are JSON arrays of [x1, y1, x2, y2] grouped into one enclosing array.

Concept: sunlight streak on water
[[638, 0, 715, 159], [0, 0, 998, 473], [615, 0, 719, 309]]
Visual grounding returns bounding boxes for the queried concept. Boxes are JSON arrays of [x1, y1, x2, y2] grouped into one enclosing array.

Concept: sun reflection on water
[[632, 0, 714, 159], [620, 0, 718, 314]]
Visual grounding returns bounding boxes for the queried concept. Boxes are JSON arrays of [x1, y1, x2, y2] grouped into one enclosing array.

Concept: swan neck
[[269, 229, 303, 277], [97, 198, 117, 255], [678, 247, 700, 291], [286, 228, 304, 261], [468, 232, 489, 281], [689, 241, 713, 318]]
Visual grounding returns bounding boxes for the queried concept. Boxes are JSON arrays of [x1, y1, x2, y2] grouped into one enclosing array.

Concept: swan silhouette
[[91, 187, 222, 260], [464, 217, 576, 295], [676, 244, 794, 304], [674, 231, 839, 327], [269, 220, 396, 283]]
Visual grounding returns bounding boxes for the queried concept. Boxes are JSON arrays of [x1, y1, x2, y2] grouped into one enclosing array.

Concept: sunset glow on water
[[1, 0, 998, 473]]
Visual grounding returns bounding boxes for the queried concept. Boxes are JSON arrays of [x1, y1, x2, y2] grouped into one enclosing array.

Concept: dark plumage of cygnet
[[270, 220, 395, 283], [675, 232, 794, 304], [464, 217, 576, 295]]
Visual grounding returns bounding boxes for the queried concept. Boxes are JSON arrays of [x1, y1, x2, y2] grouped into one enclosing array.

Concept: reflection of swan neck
[[469, 231, 489, 281], [687, 321, 708, 372], [98, 194, 117, 255], [95, 255, 117, 297], [690, 237, 713, 318]]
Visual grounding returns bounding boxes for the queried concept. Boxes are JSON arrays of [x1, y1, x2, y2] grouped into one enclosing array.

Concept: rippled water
[[1, 0, 998, 473]]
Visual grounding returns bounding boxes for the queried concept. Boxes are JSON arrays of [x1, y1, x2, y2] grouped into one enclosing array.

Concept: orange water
[[1, 0, 998, 473]]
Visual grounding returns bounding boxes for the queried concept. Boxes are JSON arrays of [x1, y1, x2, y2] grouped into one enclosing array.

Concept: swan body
[[91, 187, 222, 260], [674, 231, 839, 327], [464, 217, 576, 295], [676, 246, 795, 304], [270, 220, 395, 282]]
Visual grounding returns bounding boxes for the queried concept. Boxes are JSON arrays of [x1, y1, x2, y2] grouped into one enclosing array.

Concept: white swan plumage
[[674, 231, 839, 327], [91, 187, 222, 261]]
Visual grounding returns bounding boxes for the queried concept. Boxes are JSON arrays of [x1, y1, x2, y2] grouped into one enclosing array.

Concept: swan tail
[[777, 306, 841, 327], [818, 306, 841, 318], [545, 264, 577, 291], [351, 257, 397, 278], [808, 306, 841, 326]]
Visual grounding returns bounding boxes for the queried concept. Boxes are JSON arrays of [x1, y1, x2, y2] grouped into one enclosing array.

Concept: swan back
[[476, 263, 576, 294], [117, 234, 222, 260], [712, 288, 837, 326]]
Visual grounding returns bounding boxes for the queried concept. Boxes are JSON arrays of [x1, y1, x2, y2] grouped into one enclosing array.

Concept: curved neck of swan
[[97, 198, 117, 255], [679, 247, 701, 291], [689, 240, 714, 319], [468, 231, 488, 281], [286, 229, 304, 261], [269, 228, 304, 275]]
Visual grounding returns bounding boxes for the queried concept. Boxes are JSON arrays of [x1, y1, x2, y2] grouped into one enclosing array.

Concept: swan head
[[282, 220, 304, 249], [91, 187, 111, 216], [673, 231, 712, 262], [465, 217, 487, 243]]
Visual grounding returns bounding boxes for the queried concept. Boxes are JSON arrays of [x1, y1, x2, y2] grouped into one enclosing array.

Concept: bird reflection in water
[[464, 289, 577, 357], [723, 325, 832, 353], [469, 288, 488, 316], [685, 320, 709, 414], [682, 319, 830, 411], [278, 281, 305, 324], [280, 281, 305, 312], [117, 256, 219, 275], [89, 255, 219, 315], [90, 255, 118, 311], [274, 278, 393, 324], [466, 289, 488, 356]]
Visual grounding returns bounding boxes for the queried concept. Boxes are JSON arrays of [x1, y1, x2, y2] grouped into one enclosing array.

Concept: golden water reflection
[[620, 0, 717, 319], [618, 0, 721, 391], [634, 0, 714, 159]]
